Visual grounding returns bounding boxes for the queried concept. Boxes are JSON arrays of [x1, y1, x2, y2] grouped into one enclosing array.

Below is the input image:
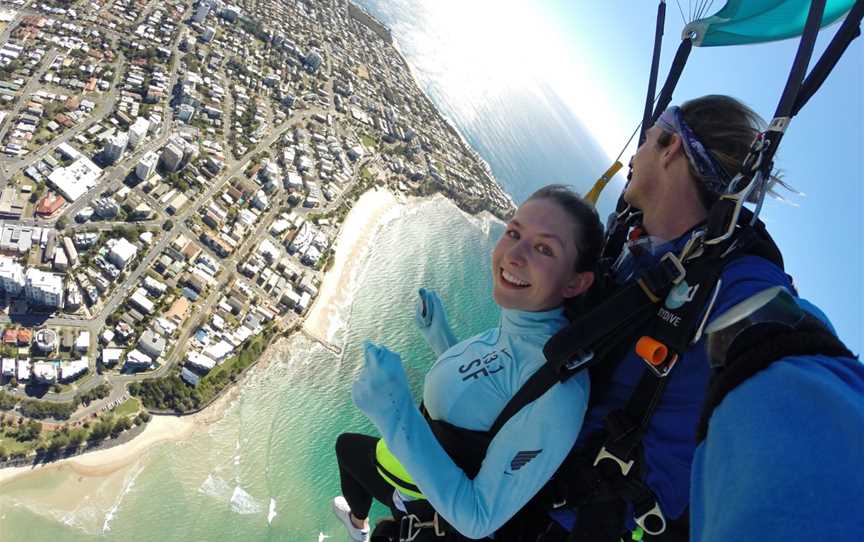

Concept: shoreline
[[0, 187, 405, 489]]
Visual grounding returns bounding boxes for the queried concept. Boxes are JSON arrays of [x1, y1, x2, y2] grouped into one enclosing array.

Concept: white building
[[252, 189, 269, 210], [0, 256, 24, 295], [1, 358, 15, 377], [160, 142, 184, 172], [108, 238, 138, 269], [186, 350, 216, 372], [136, 150, 159, 181], [47, 156, 102, 202], [63, 236, 79, 267], [125, 349, 153, 370], [75, 331, 90, 353], [25, 268, 63, 308], [32, 361, 57, 383], [16, 358, 30, 381], [128, 117, 150, 149], [60, 358, 88, 381], [103, 131, 128, 164], [101, 347, 123, 366], [129, 289, 155, 314]]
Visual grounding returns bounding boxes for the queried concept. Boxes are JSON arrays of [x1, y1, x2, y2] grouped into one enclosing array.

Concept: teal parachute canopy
[[683, 0, 857, 47]]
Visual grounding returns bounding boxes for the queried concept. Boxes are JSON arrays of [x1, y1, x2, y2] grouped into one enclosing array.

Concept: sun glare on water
[[411, 0, 632, 164]]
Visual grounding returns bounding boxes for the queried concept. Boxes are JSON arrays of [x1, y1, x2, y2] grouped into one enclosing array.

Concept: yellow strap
[[585, 161, 624, 205]]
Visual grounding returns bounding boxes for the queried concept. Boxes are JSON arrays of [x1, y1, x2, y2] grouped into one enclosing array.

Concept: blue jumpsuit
[[353, 306, 590, 539]]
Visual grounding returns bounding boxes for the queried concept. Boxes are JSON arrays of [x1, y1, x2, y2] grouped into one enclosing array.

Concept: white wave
[[230, 486, 262, 515], [102, 461, 146, 533], [267, 497, 277, 525], [198, 473, 232, 500]]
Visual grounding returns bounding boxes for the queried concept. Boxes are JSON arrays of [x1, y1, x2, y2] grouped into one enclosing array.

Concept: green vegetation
[[131, 325, 277, 413], [360, 134, 377, 149], [114, 397, 140, 418]]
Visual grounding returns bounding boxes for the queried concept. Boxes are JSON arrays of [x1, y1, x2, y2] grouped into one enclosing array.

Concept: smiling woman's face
[[491, 198, 583, 312]]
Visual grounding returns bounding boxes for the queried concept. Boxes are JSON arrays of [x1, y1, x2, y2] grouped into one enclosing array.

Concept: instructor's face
[[624, 125, 665, 209], [491, 198, 582, 312]]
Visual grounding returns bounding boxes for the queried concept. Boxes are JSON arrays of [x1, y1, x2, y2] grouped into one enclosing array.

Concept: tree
[[55, 216, 68, 230], [162, 220, 174, 231]]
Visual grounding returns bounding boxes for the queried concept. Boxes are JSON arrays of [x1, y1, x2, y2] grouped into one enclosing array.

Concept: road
[[0, 48, 60, 145]]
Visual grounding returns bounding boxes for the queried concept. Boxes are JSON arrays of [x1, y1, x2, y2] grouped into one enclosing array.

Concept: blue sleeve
[[691, 355, 864, 541], [707, 255, 793, 324], [381, 372, 589, 539]]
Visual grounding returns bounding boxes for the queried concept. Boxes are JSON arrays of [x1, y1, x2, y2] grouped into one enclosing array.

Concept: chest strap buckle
[[593, 446, 634, 477]]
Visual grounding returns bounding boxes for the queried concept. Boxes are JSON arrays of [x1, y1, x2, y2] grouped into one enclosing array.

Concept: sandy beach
[[0, 188, 402, 491], [303, 187, 401, 340]]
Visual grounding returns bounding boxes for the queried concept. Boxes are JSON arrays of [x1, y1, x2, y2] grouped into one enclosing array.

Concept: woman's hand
[[414, 288, 458, 357], [352, 341, 413, 429]]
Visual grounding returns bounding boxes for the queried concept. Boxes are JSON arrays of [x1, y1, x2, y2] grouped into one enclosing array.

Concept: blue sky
[[533, 1, 863, 352]]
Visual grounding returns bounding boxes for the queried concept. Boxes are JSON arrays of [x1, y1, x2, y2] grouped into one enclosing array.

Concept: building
[[32, 361, 57, 383], [46, 157, 102, 202], [102, 348, 123, 366], [25, 269, 63, 308], [181, 366, 201, 386], [221, 5, 241, 22], [305, 50, 323, 73], [136, 151, 159, 181], [178, 103, 196, 123], [59, 359, 88, 381], [1, 357, 14, 377], [165, 296, 189, 324], [63, 236, 79, 267], [34, 328, 57, 354], [35, 193, 66, 216], [108, 238, 138, 269], [192, 0, 211, 23], [103, 132, 128, 164], [0, 256, 24, 295], [160, 142, 185, 172], [16, 359, 30, 381], [138, 329, 166, 359], [75, 331, 89, 353], [124, 349, 153, 371], [186, 351, 216, 372], [0, 187, 27, 219], [202, 26, 216, 42], [128, 117, 150, 149], [129, 289, 155, 314]]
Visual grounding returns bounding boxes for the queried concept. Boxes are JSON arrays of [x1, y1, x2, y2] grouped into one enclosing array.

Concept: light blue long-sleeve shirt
[[368, 307, 589, 539]]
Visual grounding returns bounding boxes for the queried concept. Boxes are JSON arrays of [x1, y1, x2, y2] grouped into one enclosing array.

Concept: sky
[[425, 0, 864, 352]]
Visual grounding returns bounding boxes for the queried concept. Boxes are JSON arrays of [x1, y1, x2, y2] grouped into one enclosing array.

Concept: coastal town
[[0, 0, 513, 462]]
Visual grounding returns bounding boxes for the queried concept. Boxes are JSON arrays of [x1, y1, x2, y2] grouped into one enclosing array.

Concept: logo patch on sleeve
[[508, 450, 542, 472]]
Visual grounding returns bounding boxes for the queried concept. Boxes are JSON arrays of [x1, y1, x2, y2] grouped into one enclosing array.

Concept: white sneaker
[[331, 496, 370, 542]]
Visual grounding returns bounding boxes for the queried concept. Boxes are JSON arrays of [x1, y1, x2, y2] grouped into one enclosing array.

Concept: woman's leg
[[335, 432, 396, 520]]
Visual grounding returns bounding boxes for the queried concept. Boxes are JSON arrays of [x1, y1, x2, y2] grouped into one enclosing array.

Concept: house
[[16, 359, 30, 381], [137, 329, 166, 359], [1, 357, 15, 377], [75, 331, 90, 353], [165, 296, 190, 324], [124, 349, 153, 371], [32, 361, 57, 383]]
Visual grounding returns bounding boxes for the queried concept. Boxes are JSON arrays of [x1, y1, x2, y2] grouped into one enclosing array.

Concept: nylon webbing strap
[[640, 0, 667, 145], [488, 363, 560, 438], [602, 370, 668, 463], [793, 0, 864, 116], [650, 38, 693, 125]]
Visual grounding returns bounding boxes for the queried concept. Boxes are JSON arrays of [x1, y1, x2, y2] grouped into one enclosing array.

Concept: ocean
[[0, 1, 611, 539]]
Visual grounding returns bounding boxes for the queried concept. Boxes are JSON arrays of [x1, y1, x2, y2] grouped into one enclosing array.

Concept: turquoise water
[[0, 199, 505, 540]]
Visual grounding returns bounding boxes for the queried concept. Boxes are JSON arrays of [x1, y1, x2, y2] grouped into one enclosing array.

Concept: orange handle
[[636, 336, 668, 366]]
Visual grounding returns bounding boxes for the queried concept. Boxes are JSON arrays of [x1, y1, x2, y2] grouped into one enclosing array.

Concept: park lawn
[[0, 431, 36, 456], [360, 133, 377, 149], [114, 397, 141, 418]]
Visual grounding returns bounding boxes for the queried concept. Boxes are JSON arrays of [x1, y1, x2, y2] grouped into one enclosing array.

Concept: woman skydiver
[[331, 185, 604, 541]]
